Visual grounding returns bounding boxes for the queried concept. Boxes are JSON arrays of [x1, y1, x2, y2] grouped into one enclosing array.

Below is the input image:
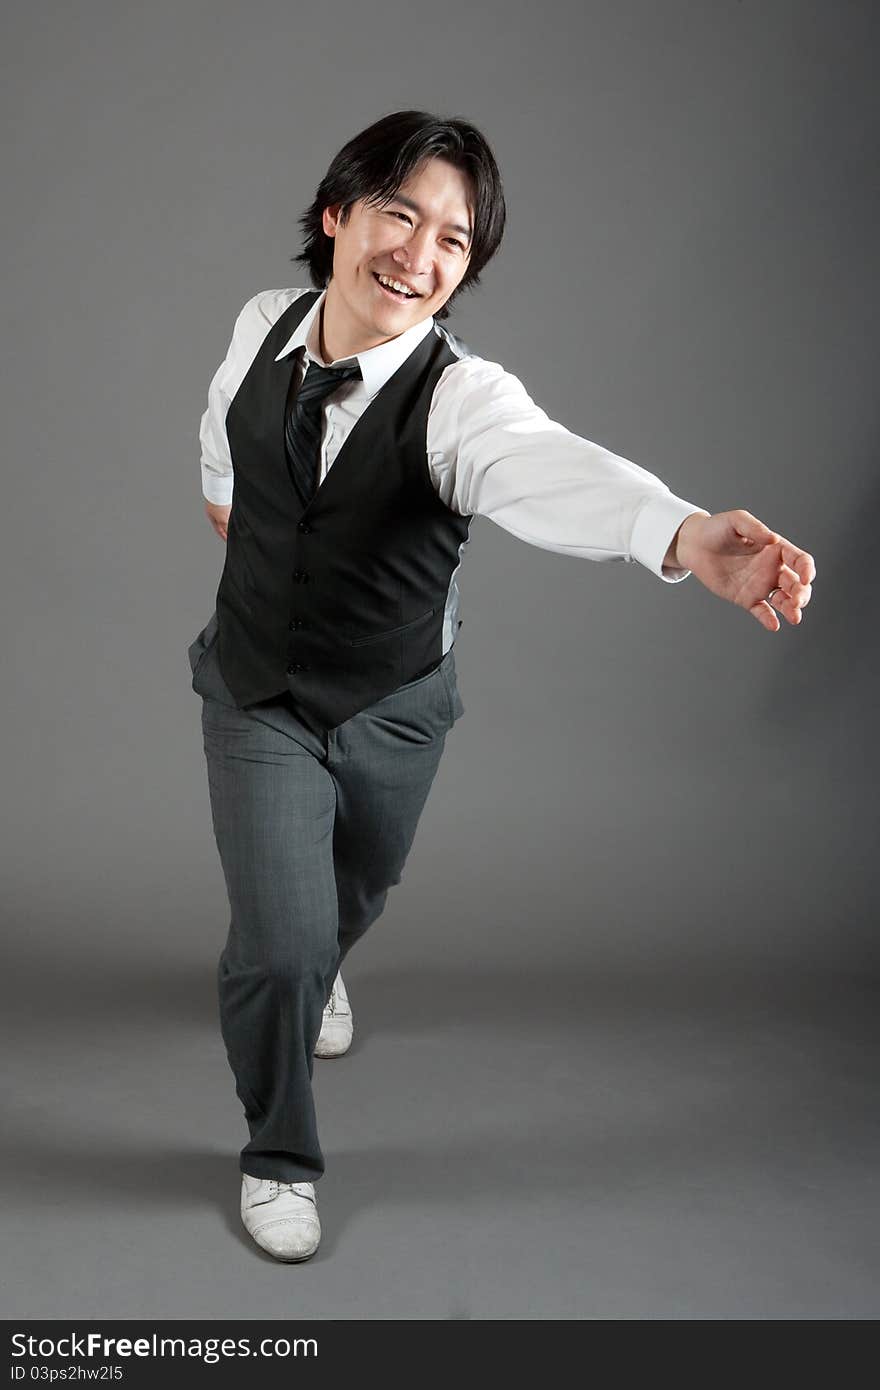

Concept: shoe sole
[[256, 1243, 320, 1263], [245, 1219, 321, 1262], [314, 1042, 352, 1058], [243, 1217, 321, 1262], [314, 1028, 353, 1058]]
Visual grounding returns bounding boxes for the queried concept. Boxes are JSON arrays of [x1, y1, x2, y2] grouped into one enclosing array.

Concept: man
[[189, 110, 815, 1263]]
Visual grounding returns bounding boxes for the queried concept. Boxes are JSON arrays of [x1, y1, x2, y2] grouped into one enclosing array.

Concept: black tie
[[284, 356, 362, 510]]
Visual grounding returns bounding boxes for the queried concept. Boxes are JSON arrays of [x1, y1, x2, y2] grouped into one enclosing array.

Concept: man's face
[[321, 156, 473, 352]]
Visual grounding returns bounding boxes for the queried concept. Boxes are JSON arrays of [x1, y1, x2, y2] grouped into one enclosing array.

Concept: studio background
[[2, 0, 877, 1319]]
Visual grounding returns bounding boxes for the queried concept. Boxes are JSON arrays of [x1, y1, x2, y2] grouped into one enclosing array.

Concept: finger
[[778, 538, 816, 585], [768, 588, 804, 626], [774, 564, 812, 607], [732, 509, 780, 546], [775, 563, 801, 593], [750, 598, 781, 632]]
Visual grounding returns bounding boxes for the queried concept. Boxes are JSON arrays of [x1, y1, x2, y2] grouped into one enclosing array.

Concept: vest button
[[288, 618, 308, 631], [297, 521, 312, 534], [287, 662, 310, 675], [291, 569, 310, 583]]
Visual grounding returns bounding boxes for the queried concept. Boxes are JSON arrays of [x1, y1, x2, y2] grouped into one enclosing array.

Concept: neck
[[319, 280, 415, 362]]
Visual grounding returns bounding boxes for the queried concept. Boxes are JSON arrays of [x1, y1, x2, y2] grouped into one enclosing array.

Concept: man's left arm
[[428, 357, 815, 630]]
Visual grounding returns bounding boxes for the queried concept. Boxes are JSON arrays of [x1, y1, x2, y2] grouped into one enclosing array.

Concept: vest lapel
[[298, 325, 440, 514]]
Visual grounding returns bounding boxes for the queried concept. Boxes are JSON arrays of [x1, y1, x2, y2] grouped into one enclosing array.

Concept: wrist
[[665, 510, 710, 571]]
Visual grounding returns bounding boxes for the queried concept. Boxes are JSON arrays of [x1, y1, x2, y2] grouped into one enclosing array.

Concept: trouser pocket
[[187, 610, 219, 677]]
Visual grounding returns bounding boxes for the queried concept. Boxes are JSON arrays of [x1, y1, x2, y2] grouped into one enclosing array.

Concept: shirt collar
[[274, 288, 436, 399]]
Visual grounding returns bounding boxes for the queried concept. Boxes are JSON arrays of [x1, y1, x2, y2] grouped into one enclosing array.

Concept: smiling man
[[188, 109, 815, 1263], [319, 155, 474, 356]]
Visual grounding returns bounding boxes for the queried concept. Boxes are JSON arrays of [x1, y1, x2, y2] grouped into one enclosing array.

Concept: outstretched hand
[[670, 510, 815, 632]]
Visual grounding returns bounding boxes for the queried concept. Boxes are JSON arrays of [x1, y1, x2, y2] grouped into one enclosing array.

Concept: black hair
[[291, 109, 506, 320]]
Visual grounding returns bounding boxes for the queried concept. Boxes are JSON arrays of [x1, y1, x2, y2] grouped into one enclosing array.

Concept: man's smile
[[371, 271, 424, 302]]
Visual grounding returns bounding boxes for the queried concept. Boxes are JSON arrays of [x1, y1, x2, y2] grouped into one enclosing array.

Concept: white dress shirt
[[199, 287, 704, 582]]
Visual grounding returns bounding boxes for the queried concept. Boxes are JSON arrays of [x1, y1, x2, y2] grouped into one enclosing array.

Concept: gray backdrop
[[2, 0, 878, 1320]]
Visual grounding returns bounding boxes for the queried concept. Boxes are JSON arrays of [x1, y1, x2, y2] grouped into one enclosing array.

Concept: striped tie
[[284, 356, 362, 510]]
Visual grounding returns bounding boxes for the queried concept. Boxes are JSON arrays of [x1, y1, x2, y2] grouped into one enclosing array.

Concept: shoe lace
[[325, 983, 338, 1017], [268, 1179, 314, 1201]]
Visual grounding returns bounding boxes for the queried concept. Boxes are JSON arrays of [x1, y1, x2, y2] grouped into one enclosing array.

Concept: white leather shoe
[[314, 971, 353, 1058], [240, 1174, 321, 1262]]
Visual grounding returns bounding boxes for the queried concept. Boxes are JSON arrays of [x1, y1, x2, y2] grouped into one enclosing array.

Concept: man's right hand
[[204, 500, 232, 541]]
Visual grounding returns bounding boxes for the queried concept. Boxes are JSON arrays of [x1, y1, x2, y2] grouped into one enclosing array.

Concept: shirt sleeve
[[426, 355, 708, 582], [199, 355, 236, 507], [198, 288, 310, 506]]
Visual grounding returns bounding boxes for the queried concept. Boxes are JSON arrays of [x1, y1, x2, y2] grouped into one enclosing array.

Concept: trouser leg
[[190, 619, 464, 1183], [200, 691, 338, 1184], [329, 650, 463, 964]]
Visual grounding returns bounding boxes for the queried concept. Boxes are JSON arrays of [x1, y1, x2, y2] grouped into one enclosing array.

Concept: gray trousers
[[188, 612, 464, 1183]]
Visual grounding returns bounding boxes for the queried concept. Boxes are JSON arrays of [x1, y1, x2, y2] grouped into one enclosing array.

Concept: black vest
[[215, 290, 473, 728]]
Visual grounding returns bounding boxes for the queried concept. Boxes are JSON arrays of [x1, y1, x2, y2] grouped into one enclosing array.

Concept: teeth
[[377, 274, 417, 297]]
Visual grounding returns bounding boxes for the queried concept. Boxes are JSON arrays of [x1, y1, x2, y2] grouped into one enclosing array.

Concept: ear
[[322, 203, 343, 238]]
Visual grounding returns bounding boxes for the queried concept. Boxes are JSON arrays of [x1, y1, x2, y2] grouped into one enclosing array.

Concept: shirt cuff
[[630, 493, 708, 582], [201, 467, 234, 507]]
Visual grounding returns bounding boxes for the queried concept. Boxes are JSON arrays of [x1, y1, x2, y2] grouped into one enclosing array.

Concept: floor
[[4, 941, 879, 1320]]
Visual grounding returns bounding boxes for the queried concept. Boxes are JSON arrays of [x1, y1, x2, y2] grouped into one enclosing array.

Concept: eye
[[386, 208, 466, 253]]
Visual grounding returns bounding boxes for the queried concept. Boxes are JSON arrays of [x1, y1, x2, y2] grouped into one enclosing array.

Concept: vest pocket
[[348, 606, 436, 647]]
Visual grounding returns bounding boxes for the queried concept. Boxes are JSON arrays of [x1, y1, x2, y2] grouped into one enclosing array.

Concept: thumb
[[730, 510, 779, 546]]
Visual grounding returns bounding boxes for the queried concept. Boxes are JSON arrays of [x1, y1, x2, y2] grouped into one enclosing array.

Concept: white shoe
[[314, 970, 353, 1058], [240, 1174, 321, 1262]]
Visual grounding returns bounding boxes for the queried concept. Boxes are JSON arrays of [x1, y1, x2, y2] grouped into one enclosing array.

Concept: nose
[[392, 227, 433, 279]]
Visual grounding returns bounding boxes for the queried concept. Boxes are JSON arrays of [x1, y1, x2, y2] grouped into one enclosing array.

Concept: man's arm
[[429, 355, 707, 580], [197, 288, 313, 541], [429, 357, 815, 628]]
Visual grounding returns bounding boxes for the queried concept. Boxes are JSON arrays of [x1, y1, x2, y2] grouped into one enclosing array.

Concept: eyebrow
[[388, 194, 472, 245]]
